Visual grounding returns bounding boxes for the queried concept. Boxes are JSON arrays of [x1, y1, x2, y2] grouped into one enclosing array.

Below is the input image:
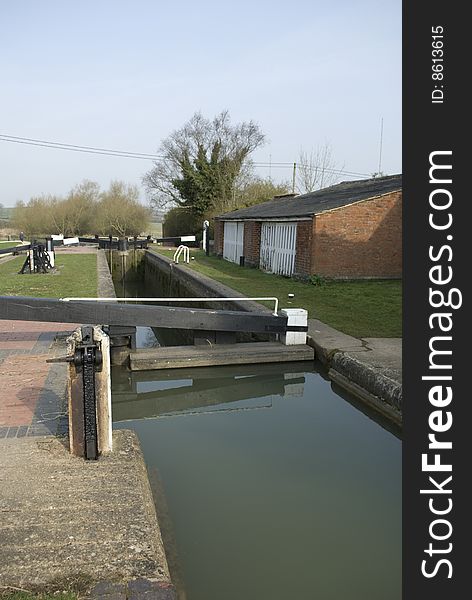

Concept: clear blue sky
[[0, 0, 401, 206]]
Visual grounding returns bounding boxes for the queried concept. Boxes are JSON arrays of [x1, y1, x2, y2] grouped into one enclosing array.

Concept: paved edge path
[[0, 245, 100, 438], [0, 247, 116, 438], [0, 430, 176, 599], [307, 319, 402, 425], [0, 319, 76, 438]]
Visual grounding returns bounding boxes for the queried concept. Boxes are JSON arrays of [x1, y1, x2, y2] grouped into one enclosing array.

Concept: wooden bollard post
[[66, 326, 112, 458]]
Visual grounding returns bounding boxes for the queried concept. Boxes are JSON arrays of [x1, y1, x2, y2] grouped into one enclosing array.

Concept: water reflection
[[113, 362, 401, 600], [112, 362, 306, 421]]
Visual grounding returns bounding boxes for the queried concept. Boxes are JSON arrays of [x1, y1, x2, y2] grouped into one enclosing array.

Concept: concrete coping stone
[[331, 352, 402, 411], [97, 249, 117, 299]]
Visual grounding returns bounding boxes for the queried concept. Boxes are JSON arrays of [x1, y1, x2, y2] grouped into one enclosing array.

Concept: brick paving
[[0, 245, 108, 439], [0, 319, 76, 439]]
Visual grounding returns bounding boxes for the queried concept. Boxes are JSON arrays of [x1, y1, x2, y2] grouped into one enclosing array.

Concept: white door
[[223, 221, 244, 264], [260, 222, 297, 276]]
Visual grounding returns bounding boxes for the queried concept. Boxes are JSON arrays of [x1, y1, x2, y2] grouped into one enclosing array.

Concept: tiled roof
[[216, 174, 402, 220]]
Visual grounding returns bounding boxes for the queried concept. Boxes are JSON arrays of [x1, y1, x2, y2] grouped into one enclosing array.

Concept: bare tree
[[96, 181, 150, 237], [12, 180, 149, 238], [65, 180, 100, 235], [232, 176, 291, 210], [49, 196, 70, 235], [143, 110, 265, 216], [296, 144, 343, 194], [13, 195, 62, 237]]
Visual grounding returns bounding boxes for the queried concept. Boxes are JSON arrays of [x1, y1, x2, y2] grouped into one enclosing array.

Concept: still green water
[[112, 329, 401, 600]]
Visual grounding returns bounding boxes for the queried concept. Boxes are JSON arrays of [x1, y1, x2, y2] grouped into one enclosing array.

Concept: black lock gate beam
[[0, 295, 289, 334]]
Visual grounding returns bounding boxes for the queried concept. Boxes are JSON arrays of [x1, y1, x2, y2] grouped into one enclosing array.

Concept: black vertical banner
[[404, 2, 468, 599]]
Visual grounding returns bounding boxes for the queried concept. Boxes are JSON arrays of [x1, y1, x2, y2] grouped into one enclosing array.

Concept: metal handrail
[[173, 244, 189, 264], [61, 296, 280, 315]]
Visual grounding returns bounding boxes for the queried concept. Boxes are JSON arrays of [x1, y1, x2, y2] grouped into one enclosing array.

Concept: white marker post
[[203, 220, 210, 255]]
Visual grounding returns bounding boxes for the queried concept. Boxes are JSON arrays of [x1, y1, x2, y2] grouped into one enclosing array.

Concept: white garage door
[[260, 222, 297, 276], [223, 221, 244, 264]]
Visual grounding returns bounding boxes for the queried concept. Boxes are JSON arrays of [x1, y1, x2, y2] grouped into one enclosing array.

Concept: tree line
[[13, 180, 150, 238]]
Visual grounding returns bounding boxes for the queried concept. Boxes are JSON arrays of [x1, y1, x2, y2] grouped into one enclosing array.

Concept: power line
[[0, 134, 162, 160], [0, 133, 371, 178], [252, 162, 369, 177]]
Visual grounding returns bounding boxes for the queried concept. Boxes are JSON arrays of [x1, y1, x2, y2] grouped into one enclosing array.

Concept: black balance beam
[[0, 296, 287, 334]]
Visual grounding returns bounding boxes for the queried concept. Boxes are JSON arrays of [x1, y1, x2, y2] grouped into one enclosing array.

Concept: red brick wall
[[294, 221, 313, 277], [214, 220, 224, 256], [312, 191, 402, 278], [243, 221, 261, 267]]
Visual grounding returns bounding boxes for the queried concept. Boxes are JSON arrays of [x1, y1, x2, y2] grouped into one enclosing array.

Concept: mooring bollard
[[51, 326, 112, 459], [280, 308, 308, 345]]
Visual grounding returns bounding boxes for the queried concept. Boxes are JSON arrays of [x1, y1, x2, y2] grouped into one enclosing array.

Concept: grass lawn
[[0, 241, 22, 249], [0, 593, 77, 600], [151, 248, 402, 338], [0, 254, 97, 297]]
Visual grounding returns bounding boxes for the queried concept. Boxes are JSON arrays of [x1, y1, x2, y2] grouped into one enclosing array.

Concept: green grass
[[0, 241, 22, 249], [0, 593, 77, 600], [0, 254, 97, 298], [151, 248, 402, 338]]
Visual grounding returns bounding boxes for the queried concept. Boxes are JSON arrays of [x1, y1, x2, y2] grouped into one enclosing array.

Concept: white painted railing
[[173, 245, 190, 264], [61, 296, 280, 315]]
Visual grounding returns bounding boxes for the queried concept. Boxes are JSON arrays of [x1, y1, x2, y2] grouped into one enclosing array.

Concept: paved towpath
[[0, 245, 109, 439], [0, 430, 175, 598], [307, 319, 402, 384], [307, 318, 402, 419], [0, 319, 76, 439]]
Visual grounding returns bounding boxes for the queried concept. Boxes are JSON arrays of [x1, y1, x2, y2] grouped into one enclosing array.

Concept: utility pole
[[378, 117, 384, 174], [292, 162, 297, 194]]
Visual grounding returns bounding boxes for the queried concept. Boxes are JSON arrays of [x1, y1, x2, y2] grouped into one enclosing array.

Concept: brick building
[[214, 174, 402, 279]]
